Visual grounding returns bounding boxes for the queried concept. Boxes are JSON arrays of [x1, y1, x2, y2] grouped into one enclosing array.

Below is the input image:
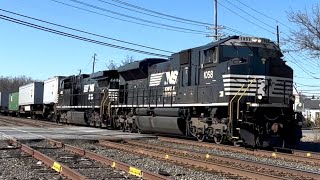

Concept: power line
[[294, 75, 318, 79], [218, 1, 275, 35], [287, 57, 320, 79], [295, 82, 320, 88], [110, 0, 212, 26], [50, 0, 207, 35], [103, 0, 251, 37], [233, 0, 295, 32], [0, 8, 174, 54], [0, 14, 170, 58], [62, 0, 210, 34], [231, 0, 320, 70], [94, 0, 206, 27], [224, 0, 275, 30]]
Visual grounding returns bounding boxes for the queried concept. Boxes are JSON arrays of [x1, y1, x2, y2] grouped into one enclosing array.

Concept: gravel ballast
[[24, 139, 140, 180], [0, 140, 66, 180], [142, 139, 320, 174], [64, 140, 238, 180]]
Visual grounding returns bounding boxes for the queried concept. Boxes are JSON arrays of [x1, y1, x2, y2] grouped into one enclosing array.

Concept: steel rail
[[0, 117, 30, 126], [46, 139, 169, 180], [159, 136, 320, 165], [99, 140, 291, 180], [127, 140, 320, 180], [0, 116, 63, 127], [7, 138, 86, 180]]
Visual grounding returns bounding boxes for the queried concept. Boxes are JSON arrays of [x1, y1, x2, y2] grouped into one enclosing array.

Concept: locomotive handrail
[[228, 83, 246, 137], [100, 89, 107, 117], [236, 78, 256, 120]]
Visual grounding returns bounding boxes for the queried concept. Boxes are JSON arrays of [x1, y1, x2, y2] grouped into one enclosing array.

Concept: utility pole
[[207, 0, 223, 40], [215, 0, 218, 40], [92, 53, 97, 74], [276, 26, 280, 47]]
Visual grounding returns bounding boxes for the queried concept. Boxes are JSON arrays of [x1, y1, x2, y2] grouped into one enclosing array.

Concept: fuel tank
[[135, 116, 186, 135]]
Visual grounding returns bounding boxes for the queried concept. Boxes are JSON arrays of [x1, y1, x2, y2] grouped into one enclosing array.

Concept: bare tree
[[106, 60, 118, 70], [0, 76, 34, 93], [287, 5, 320, 56], [105, 56, 136, 70], [121, 55, 135, 65]]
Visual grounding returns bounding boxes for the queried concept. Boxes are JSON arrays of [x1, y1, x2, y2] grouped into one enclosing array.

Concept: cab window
[[202, 47, 218, 64]]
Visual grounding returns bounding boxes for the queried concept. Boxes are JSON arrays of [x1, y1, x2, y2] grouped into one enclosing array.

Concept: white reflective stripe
[[225, 92, 256, 96], [249, 103, 290, 108], [224, 83, 260, 87], [56, 106, 100, 108], [222, 74, 293, 81], [111, 103, 229, 108], [224, 88, 258, 91], [223, 79, 258, 83]]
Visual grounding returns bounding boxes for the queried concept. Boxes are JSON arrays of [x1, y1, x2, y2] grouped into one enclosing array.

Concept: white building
[[294, 89, 320, 123]]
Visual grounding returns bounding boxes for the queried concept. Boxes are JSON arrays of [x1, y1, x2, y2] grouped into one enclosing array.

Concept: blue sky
[[0, 0, 319, 95]]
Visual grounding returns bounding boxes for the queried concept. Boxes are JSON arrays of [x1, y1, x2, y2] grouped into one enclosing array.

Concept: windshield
[[221, 45, 280, 62]]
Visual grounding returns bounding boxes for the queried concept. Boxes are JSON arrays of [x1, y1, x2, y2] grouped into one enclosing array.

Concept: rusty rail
[[46, 139, 169, 180], [0, 115, 63, 127], [159, 136, 320, 165], [127, 140, 320, 180], [8, 139, 86, 180], [99, 140, 293, 180]]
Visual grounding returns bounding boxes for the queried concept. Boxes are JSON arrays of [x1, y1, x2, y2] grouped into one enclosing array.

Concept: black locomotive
[[56, 36, 302, 147]]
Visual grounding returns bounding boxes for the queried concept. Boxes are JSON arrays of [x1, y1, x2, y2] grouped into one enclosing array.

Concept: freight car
[[18, 82, 44, 118], [8, 92, 19, 116], [0, 92, 9, 114], [43, 76, 65, 120]]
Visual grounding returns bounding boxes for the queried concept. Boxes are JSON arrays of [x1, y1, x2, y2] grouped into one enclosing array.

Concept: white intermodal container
[[43, 76, 64, 105], [19, 82, 44, 105]]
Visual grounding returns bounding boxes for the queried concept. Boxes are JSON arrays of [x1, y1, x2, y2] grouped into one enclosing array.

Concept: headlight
[[257, 95, 263, 100]]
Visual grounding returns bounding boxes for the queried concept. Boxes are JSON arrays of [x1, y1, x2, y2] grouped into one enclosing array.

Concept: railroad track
[[63, 139, 239, 180], [100, 139, 320, 180], [0, 140, 67, 179], [0, 116, 64, 128], [0, 132, 168, 180], [158, 136, 320, 166]]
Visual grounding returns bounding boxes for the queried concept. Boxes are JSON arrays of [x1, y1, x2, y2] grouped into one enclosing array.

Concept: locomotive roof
[[177, 35, 279, 53], [90, 70, 119, 80], [177, 36, 237, 53], [118, 58, 167, 73]]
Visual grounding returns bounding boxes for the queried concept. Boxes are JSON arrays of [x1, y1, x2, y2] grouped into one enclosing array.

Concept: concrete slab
[[0, 126, 156, 141], [302, 130, 320, 142]]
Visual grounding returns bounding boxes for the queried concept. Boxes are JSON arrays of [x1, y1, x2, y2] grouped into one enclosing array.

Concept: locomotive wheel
[[196, 134, 206, 142], [214, 135, 224, 144], [128, 124, 133, 133], [137, 128, 143, 134]]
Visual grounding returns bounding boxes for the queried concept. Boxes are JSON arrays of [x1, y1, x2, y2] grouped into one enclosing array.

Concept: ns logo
[[149, 70, 178, 87], [164, 70, 179, 85]]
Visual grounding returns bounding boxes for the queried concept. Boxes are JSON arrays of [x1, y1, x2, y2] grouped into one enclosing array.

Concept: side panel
[[19, 82, 44, 105], [0, 92, 9, 109], [9, 92, 19, 111], [43, 77, 62, 104]]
